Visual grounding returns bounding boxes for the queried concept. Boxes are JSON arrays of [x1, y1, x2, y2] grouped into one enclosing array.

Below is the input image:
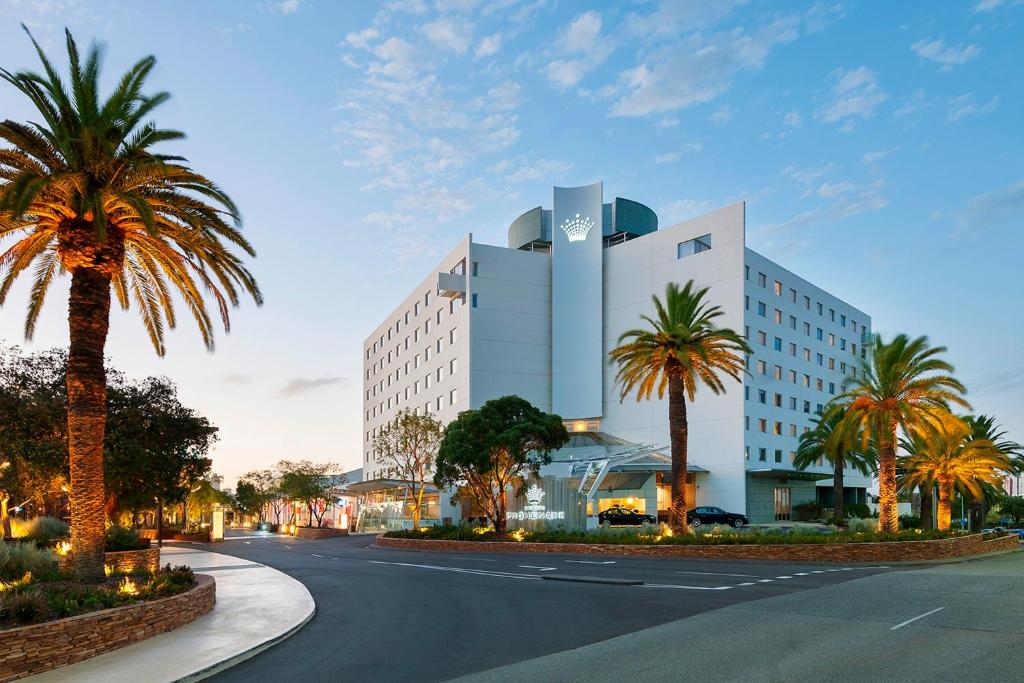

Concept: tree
[[434, 395, 568, 536], [0, 30, 261, 580], [185, 479, 231, 528], [998, 496, 1024, 525], [373, 409, 444, 530], [236, 469, 278, 524], [962, 415, 1022, 530], [831, 334, 968, 533], [609, 281, 749, 533], [276, 460, 342, 528], [793, 410, 876, 523], [233, 481, 261, 522], [899, 414, 1012, 531]]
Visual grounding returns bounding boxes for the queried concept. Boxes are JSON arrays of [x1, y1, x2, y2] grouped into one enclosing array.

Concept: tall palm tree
[[899, 414, 1012, 531], [793, 410, 876, 523], [830, 334, 967, 533], [0, 29, 261, 580], [962, 415, 1022, 530], [610, 281, 749, 533]]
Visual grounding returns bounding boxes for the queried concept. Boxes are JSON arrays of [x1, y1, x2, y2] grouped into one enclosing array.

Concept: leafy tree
[[233, 481, 260, 521], [434, 396, 568, 535], [276, 460, 342, 528], [185, 479, 231, 530], [610, 281, 749, 533], [831, 334, 968, 533], [962, 415, 1022, 530], [998, 496, 1024, 525], [793, 409, 876, 523], [0, 28, 260, 580], [373, 409, 444, 530], [899, 414, 1012, 531], [236, 469, 279, 524]]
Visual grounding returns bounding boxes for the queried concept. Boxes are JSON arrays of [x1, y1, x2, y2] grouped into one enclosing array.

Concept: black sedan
[[598, 506, 656, 527], [687, 506, 748, 528]]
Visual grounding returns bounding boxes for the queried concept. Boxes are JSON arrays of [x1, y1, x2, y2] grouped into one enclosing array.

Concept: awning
[[343, 478, 440, 495], [747, 468, 833, 482]]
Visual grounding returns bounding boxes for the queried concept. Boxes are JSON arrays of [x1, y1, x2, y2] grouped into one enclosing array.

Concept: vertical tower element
[[552, 182, 603, 420]]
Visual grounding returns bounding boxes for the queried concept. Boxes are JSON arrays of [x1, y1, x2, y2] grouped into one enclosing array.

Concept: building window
[[773, 421, 782, 436], [774, 393, 782, 407], [759, 419, 767, 433], [436, 395, 443, 411], [803, 400, 811, 414], [450, 388, 457, 405], [758, 302, 766, 317], [758, 389, 767, 404], [774, 280, 782, 296], [803, 374, 811, 387], [759, 448, 767, 462], [816, 327, 824, 341], [472, 261, 479, 276], [757, 360, 767, 375], [471, 293, 478, 308], [758, 272, 767, 288], [450, 327, 458, 344], [450, 358, 457, 375], [804, 295, 811, 310], [790, 288, 797, 303], [828, 333, 835, 347], [676, 234, 712, 258], [789, 396, 797, 410], [744, 295, 750, 311], [774, 449, 783, 463], [789, 342, 797, 356], [745, 265, 750, 280], [789, 315, 796, 330], [789, 369, 797, 383], [774, 309, 782, 324], [758, 331, 767, 346], [773, 337, 782, 351]]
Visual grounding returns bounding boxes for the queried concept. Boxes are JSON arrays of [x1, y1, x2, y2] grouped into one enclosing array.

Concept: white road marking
[[737, 582, 756, 586], [332, 557, 339, 560], [311, 554, 325, 558], [369, 560, 541, 581], [811, 570, 825, 574], [243, 541, 251, 545], [564, 560, 616, 565], [775, 576, 794, 579], [518, 565, 557, 571], [640, 583, 732, 591], [284, 545, 292, 549], [794, 572, 809, 576], [674, 570, 758, 578], [891, 607, 945, 631], [757, 579, 774, 583]]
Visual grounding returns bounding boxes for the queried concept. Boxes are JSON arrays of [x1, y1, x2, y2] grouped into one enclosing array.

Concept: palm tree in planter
[[962, 415, 1022, 530], [793, 410, 876, 524], [610, 281, 750, 533], [0, 29, 261, 580], [832, 334, 968, 533], [899, 414, 1012, 531]]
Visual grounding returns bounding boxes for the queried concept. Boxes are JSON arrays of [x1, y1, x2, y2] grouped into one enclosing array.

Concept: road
[[189, 530, 940, 682]]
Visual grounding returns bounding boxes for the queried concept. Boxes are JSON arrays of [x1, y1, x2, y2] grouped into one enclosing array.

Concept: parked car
[[598, 506, 656, 527], [687, 506, 748, 528]]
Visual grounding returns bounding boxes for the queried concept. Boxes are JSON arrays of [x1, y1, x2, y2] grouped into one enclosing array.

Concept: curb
[[177, 604, 316, 682]]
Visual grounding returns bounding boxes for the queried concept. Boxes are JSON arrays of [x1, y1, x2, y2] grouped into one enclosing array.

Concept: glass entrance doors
[[774, 487, 792, 521]]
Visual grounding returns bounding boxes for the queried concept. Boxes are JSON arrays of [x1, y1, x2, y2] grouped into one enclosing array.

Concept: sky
[[0, 0, 1022, 489]]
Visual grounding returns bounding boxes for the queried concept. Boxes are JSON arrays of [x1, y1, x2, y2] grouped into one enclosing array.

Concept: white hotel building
[[360, 182, 871, 528]]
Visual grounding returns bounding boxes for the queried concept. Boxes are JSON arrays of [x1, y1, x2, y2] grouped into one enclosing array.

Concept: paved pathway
[[31, 542, 314, 683]]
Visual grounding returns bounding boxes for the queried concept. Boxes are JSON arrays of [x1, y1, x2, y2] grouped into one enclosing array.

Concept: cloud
[[421, 17, 473, 54], [954, 179, 1024, 235], [474, 32, 502, 59], [783, 110, 802, 128], [911, 38, 980, 68], [974, 0, 1019, 11], [661, 199, 712, 225], [654, 152, 681, 164], [759, 190, 888, 235], [815, 66, 887, 131], [947, 93, 999, 122], [345, 27, 380, 49], [278, 377, 348, 397], [709, 105, 735, 125], [861, 149, 890, 165], [816, 181, 854, 198], [488, 157, 573, 183], [268, 0, 303, 15], [609, 5, 839, 117], [545, 11, 613, 90]]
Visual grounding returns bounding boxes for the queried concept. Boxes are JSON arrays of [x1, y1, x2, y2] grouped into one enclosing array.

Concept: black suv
[[687, 506, 748, 528], [598, 506, 657, 527]]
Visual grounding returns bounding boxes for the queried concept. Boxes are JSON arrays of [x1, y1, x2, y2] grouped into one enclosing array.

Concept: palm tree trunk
[[67, 268, 111, 582], [936, 478, 953, 531], [877, 422, 899, 533], [919, 484, 934, 530], [833, 456, 845, 523], [667, 375, 689, 533]]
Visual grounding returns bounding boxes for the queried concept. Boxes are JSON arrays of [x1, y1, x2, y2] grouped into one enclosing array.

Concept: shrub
[[10, 517, 69, 547], [0, 543, 57, 581], [1, 589, 48, 625], [793, 502, 825, 521], [899, 514, 922, 529], [846, 517, 878, 533], [845, 503, 872, 519], [105, 525, 143, 552]]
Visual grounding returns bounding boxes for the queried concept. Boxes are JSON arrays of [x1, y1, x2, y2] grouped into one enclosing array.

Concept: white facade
[[362, 185, 872, 523]]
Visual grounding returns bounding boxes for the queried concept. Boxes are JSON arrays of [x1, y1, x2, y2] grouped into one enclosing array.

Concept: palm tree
[[793, 410, 876, 523], [610, 281, 750, 533], [831, 334, 968, 533], [899, 414, 1012, 531], [962, 415, 1022, 530], [0, 29, 261, 580]]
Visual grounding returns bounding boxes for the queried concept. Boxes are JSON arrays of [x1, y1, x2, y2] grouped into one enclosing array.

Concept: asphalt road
[[191, 531, 902, 682]]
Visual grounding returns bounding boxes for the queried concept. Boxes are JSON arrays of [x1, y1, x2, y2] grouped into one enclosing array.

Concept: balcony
[[437, 271, 466, 298]]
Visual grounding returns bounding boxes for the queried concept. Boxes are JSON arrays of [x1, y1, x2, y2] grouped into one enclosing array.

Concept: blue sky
[[1, 0, 1021, 486]]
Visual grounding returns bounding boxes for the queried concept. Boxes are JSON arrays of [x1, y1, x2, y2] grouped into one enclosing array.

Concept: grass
[[384, 524, 989, 546]]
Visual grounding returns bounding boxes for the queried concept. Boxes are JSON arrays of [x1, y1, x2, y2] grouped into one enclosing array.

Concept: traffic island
[[377, 532, 1018, 563], [0, 575, 215, 682], [292, 527, 348, 540]]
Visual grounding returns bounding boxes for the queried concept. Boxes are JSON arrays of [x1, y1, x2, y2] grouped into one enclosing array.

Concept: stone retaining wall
[[293, 527, 348, 540], [376, 533, 1018, 562], [58, 548, 160, 575], [0, 574, 215, 682]]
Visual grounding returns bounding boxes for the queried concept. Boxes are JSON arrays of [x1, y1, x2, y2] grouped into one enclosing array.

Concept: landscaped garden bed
[[293, 527, 348, 540], [379, 526, 1018, 562]]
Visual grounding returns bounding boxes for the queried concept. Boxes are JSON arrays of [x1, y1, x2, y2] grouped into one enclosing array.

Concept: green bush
[[1, 588, 48, 625], [0, 542, 57, 581], [793, 502, 825, 521], [899, 514, 922, 529], [845, 503, 872, 519], [10, 517, 69, 547], [105, 525, 143, 551]]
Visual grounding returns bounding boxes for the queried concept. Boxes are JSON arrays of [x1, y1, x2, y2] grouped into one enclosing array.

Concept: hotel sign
[[506, 484, 566, 521]]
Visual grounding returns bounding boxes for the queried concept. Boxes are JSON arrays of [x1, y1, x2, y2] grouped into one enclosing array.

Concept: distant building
[[361, 182, 872, 527]]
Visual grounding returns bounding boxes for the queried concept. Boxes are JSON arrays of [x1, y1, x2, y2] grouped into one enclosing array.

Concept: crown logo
[[560, 213, 594, 242], [524, 484, 546, 511]]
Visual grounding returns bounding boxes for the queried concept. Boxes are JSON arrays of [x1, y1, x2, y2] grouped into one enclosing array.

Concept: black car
[[687, 506, 748, 528], [598, 506, 656, 527]]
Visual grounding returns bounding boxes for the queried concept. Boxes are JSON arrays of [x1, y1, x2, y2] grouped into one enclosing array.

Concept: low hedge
[[384, 524, 994, 546]]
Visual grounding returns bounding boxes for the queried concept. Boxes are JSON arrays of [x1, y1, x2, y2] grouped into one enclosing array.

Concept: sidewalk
[[31, 544, 315, 682]]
